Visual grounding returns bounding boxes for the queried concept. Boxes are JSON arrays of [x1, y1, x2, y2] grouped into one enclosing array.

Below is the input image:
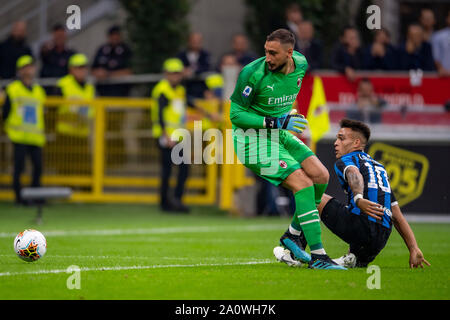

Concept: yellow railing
[[218, 100, 254, 212], [0, 96, 254, 210]]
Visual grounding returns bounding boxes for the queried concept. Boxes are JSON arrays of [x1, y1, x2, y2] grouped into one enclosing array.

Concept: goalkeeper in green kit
[[230, 29, 346, 270]]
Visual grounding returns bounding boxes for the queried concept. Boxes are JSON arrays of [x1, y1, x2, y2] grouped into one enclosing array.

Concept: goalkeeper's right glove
[[264, 111, 308, 134]]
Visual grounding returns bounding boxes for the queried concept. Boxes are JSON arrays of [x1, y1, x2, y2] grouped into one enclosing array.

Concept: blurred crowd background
[[0, 0, 449, 215], [0, 0, 448, 96]]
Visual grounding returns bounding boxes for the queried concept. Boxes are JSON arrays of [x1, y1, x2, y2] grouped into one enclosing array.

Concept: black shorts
[[321, 198, 392, 267]]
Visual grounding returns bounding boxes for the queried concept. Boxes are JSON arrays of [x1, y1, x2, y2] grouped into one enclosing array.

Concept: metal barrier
[[0, 96, 228, 205]]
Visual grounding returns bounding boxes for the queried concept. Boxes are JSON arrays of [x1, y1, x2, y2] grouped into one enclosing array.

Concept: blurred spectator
[[431, 10, 450, 77], [347, 78, 385, 124], [204, 53, 242, 99], [0, 21, 33, 79], [220, 53, 240, 69], [177, 32, 211, 77], [398, 24, 435, 71], [177, 32, 211, 98], [40, 23, 76, 79], [296, 20, 322, 70], [283, 3, 303, 44], [331, 27, 363, 82], [218, 53, 241, 100], [419, 8, 436, 43], [229, 34, 256, 68], [362, 28, 398, 70], [91, 25, 133, 97]]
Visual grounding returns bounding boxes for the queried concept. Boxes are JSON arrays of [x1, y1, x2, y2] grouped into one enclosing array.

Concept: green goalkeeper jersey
[[230, 50, 308, 129]]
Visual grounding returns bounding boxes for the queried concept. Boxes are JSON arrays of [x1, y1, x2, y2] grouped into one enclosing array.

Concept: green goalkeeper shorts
[[232, 128, 315, 186]]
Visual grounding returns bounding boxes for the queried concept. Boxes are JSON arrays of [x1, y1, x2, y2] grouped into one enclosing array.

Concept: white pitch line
[[0, 224, 287, 239], [0, 259, 274, 277], [0, 254, 264, 261]]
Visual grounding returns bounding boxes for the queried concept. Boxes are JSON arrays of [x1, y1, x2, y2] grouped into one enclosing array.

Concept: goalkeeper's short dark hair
[[340, 118, 371, 143], [266, 29, 295, 48]]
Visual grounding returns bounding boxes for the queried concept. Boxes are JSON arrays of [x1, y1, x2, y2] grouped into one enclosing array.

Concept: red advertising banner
[[319, 72, 450, 106], [296, 72, 450, 125]]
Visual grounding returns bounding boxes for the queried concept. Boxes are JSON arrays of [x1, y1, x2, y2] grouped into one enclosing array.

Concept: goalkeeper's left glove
[[264, 110, 308, 134]]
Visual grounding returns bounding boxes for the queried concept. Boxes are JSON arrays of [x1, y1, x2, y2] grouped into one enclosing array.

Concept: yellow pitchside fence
[[0, 96, 254, 211]]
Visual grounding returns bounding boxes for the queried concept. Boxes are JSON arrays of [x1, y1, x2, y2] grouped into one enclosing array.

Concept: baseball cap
[[16, 55, 34, 69], [68, 53, 88, 67], [163, 58, 184, 73]]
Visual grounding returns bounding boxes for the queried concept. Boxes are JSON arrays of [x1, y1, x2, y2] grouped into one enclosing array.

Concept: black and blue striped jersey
[[334, 151, 397, 229]]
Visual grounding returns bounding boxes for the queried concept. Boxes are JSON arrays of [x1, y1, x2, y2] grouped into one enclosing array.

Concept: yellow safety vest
[[56, 74, 95, 137], [4, 80, 46, 147], [151, 79, 186, 138]]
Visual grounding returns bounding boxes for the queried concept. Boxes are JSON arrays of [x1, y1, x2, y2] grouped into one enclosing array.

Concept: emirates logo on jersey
[[297, 77, 302, 87]]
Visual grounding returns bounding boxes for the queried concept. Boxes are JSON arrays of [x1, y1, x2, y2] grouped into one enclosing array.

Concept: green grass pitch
[[0, 202, 448, 300]]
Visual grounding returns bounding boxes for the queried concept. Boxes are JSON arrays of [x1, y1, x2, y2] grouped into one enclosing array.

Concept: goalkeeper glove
[[264, 111, 308, 134]]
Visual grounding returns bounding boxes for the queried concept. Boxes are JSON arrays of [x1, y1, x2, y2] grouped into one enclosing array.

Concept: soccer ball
[[14, 229, 47, 262]]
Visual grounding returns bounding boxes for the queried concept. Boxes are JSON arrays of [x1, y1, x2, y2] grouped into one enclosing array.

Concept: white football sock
[[289, 224, 302, 236], [311, 248, 327, 255]]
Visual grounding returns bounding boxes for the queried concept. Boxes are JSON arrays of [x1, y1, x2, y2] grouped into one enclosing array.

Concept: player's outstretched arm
[[230, 101, 267, 129], [230, 103, 308, 134], [345, 167, 384, 220], [391, 204, 431, 268]]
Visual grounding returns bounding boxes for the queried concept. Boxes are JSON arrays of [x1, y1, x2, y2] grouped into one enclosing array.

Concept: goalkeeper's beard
[[269, 61, 287, 72]]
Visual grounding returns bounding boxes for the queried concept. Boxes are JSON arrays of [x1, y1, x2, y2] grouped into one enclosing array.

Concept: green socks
[[293, 186, 324, 251], [313, 183, 328, 207]]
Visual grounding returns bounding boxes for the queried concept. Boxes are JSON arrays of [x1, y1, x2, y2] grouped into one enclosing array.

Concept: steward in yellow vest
[[1, 55, 46, 204], [151, 62, 187, 144], [151, 58, 191, 213], [151, 58, 219, 213], [56, 53, 95, 137]]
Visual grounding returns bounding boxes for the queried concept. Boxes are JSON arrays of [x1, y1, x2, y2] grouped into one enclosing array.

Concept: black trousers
[[12, 143, 43, 203], [158, 143, 189, 206], [321, 198, 392, 267]]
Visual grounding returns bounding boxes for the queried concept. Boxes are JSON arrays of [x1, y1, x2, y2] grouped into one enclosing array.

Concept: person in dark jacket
[[39, 23, 76, 79], [362, 28, 399, 71], [0, 21, 33, 79], [397, 24, 435, 71], [177, 32, 211, 98], [296, 20, 323, 71], [331, 27, 364, 82], [177, 32, 211, 77], [91, 25, 133, 97]]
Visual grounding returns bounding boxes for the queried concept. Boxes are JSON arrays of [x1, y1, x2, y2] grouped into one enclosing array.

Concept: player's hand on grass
[[265, 110, 308, 134], [355, 198, 384, 221], [409, 247, 430, 269]]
